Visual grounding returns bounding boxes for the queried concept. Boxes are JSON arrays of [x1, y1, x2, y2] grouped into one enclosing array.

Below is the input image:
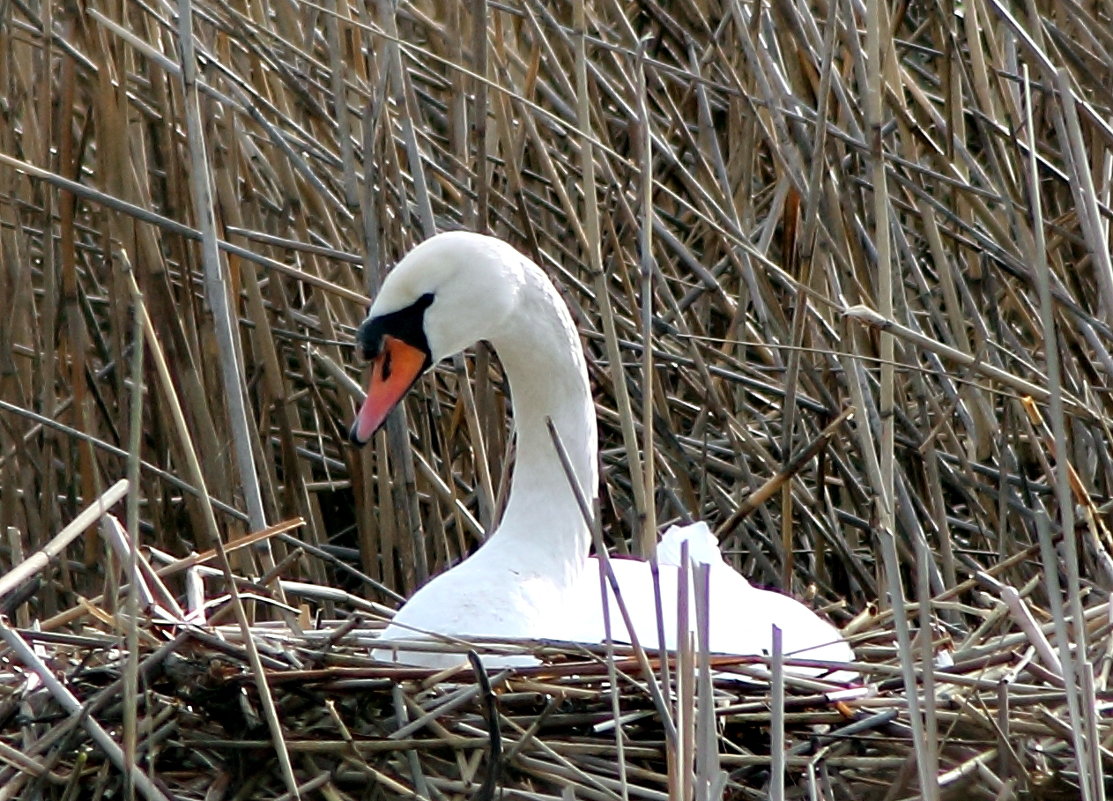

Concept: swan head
[[348, 232, 522, 445]]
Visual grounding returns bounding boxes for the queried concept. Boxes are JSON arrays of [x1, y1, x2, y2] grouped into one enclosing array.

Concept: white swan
[[349, 231, 852, 673]]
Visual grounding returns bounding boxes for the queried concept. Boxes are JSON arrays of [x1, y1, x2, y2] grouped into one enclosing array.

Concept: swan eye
[[355, 292, 435, 363], [355, 317, 382, 361]]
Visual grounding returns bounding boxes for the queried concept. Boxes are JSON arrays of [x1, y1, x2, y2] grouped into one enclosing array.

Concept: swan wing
[[558, 554, 852, 675]]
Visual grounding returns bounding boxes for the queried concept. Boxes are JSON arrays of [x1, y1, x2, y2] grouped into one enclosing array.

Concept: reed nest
[[2, 0, 1113, 798]]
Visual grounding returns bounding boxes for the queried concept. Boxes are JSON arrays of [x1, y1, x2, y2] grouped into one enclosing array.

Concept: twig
[[0, 479, 129, 602]]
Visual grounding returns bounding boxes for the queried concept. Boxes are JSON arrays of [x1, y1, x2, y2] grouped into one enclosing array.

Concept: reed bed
[[0, 588, 1100, 801], [1, 0, 1112, 798]]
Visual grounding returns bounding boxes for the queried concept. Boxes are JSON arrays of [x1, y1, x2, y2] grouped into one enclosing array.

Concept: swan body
[[350, 231, 851, 673], [563, 524, 851, 668]]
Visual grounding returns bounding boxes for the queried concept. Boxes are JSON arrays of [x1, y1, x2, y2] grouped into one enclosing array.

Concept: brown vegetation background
[[1, 0, 1113, 798]]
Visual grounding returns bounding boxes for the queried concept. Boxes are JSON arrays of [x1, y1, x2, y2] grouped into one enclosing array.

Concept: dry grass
[[1, 0, 1113, 798]]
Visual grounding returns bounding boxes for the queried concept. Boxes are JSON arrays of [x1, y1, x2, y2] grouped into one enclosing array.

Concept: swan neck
[[485, 278, 597, 577]]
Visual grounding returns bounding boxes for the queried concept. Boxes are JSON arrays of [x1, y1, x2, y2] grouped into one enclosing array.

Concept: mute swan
[[350, 231, 852, 673]]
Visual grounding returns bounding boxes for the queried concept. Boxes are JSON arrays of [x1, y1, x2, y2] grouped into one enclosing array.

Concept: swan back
[[657, 522, 726, 567]]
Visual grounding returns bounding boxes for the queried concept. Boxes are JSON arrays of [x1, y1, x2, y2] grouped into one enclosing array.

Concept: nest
[[0, 528, 1104, 801]]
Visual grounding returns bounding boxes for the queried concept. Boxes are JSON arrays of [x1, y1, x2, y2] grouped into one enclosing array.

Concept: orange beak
[[349, 336, 429, 445]]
